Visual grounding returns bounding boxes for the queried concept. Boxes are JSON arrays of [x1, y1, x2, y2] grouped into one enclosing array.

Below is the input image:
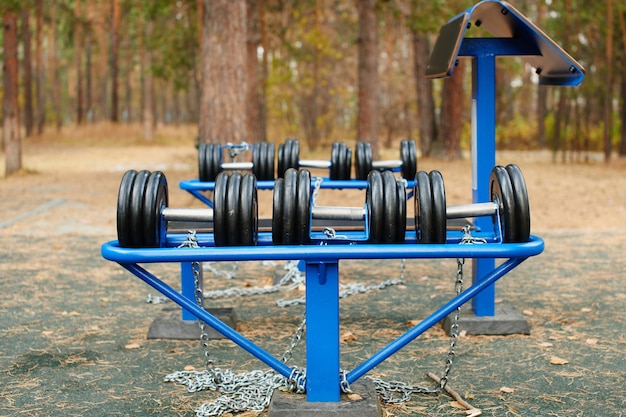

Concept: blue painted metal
[[121, 262, 294, 379], [346, 256, 523, 383], [305, 261, 340, 401], [180, 261, 199, 321]]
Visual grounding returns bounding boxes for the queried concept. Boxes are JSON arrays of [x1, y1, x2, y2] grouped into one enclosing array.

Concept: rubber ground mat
[[1, 229, 625, 416]]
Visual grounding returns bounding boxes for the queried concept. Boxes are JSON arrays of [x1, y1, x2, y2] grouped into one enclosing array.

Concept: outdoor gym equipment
[[272, 168, 406, 245], [198, 142, 275, 182], [117, 169, 258, 248], [354, 140, 417, 180], [277, 139, 352, 180], [102, 0, 585, 408], [414, 164, 530, 244]]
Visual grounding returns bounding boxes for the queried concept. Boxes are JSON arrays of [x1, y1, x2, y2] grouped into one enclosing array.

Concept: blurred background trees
[[2, 0, 625, 169]]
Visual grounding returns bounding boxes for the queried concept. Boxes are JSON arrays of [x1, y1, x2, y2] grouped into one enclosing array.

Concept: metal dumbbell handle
[[221, 161, 254, 170], [312, 206, 365, 221], [446, 202, 498, 219], [299, 159, 332, 169], [162, 207, 214, 222], [372, 159, 402, 169]]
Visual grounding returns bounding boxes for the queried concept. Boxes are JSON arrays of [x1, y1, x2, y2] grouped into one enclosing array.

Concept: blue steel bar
[[346, 256, 524, 383], [305, 261, 341, 402], [180, 262, 198, 321], [120, 262, 294, 379], [467, 44, 497, 316], [102, 236, 544, 264], [180, 178, 415, 193]]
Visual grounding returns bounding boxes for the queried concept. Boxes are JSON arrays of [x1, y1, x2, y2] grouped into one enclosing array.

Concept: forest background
[[1, 0, 626, 178]]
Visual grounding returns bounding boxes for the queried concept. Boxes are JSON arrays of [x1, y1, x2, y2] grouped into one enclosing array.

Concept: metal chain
[[168, 233, 309, 416], [368, 227, 485, 404], [178, 231, 213, 368], [225, 141, 250, 160], [203, 262, 238, 280]]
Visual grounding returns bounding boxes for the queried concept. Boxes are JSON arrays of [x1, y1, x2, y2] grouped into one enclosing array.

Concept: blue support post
[[305, 261, 340, 402], [180, 261, 200, 321], [469, 47, 497, 316]]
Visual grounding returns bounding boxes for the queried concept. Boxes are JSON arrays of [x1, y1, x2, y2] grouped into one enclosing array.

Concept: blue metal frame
[[427, 0, 585, 316], [102, 235, 543, 402]]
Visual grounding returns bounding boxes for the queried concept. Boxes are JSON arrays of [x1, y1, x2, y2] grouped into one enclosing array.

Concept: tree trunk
[[143, 17, 155, 140], [618, 9, 626, 157], [603, 0, 613, 162], [35, 0, 45, 134], [356, 0, 379, 158], [198, 0, 248, 144], [246, 0, 261, 142], [110, 0, 121, 122], [412, 31, 436, 157], [48, 1, 63, 130], [76, 0, 85, 125], [3, 10, 22, 175], [258, 0, 268, 143], [536, 86, 547, 149], [438, 60, 465, 160], [21, 8, 34, 137]]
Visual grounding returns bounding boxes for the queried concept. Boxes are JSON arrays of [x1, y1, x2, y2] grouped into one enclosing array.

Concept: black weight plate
[[506, 164, 531, 242], [213, 172, 230, 246], [429, 170, 447, 244], [355, 142, 365, 180], [401, 140, 417, 179], [330, 142, 340, 180], [395, 180, 407, 243], [226, 172, 243, 246], [265, 142, 275, 180], [356, 142, 373, 180], [289, 139, 300, 170], [117, 170, 138, 247], [282, 168, 298, 244], [239, 173, 258, 246], [414, 171, 434, 243], [272, 178, 284, 244], [129, 170, 151, 247], [296, 169, 312, 244], [336, 142, 350, 180], [206, 143, 222, 182], [381, 170, 398, 243], [143, 171, 169, 248], [252, 143, 263, 179], [198, 143, 208, 182], [343, 147, 352, 180], [366, 170, 384, 243], [490, 165, 517, 243], [277, 140, 290, 178]]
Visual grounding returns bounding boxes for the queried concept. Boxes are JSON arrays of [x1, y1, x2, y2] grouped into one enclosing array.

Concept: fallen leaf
[[124, 342, 141, 350], [580, 307, 592, 313], [449, 400, 466, 410], [466, 410, 483, 417], [522, 309, 534, 316], [183, 365, 196, 371], [347, 393, 363, 401], [538, 342, 553, 348], [42, 330, 54, 336], [585, 338, 598, 345], [500, 386, 515, 393], [406, 319, 419, 326], [459, 330, 467, 337], [341, 331, 357, 342], [550, 356, 569, 365]]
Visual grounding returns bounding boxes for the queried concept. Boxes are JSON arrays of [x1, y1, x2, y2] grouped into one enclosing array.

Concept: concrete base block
[[441, 302, 530, 336], [147, 307, 237, 340], [268, 380, 382, 417]]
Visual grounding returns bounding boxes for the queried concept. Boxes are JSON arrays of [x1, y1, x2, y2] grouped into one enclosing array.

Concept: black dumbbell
[[272, 168, 406, 244], [198, 142, 275, 182], [117, 170, 258, 248], [355, 140, 417, 180], [277, 139, 352, 180], [414, 164, 530, 243]]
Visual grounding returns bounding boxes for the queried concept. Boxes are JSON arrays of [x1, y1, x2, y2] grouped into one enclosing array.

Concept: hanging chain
[[369, 226, 486, 404]]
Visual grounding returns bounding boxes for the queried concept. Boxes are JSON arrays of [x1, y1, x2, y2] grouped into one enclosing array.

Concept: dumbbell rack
[[101, 0, 584, 406], [102, 231, 543, 402]]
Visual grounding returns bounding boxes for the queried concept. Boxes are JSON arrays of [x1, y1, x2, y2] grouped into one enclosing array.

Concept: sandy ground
[[1, 131, 625, 237]]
